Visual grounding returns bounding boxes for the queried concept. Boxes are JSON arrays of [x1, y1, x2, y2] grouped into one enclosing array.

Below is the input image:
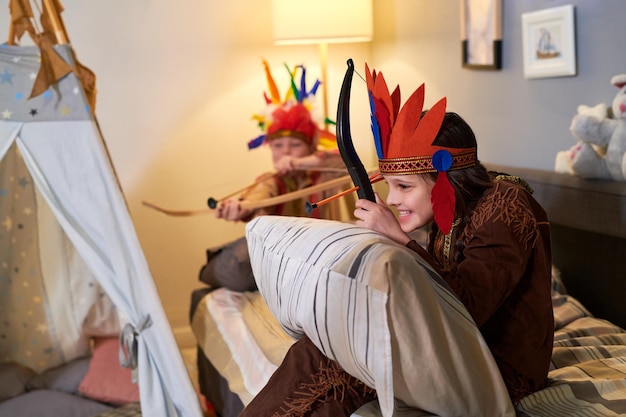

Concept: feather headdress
[[366, 63, 476, 234], [248, 60, 336, 150]]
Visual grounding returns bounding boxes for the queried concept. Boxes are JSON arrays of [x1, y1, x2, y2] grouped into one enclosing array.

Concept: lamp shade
[[272, 0, 373, 45]]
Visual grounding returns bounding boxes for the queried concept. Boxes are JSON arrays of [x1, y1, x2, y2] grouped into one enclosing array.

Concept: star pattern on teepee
[[0, 139, 62, 372], [0, 69, 14, 84], [0, 45, 91, 122], [2, 216, 11, 231]]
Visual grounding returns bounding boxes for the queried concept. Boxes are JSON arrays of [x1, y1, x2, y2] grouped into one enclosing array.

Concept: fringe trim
[[272, 358, 376, 417], [462, 184, 539, 251]]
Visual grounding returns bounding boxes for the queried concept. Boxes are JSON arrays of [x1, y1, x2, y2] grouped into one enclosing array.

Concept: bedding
[[190, 166, 626, 417], [0, 357, 115, 417], [0, 362, 36, 401], [0, 339, 142, 417], [517, 280, 626, 416], [0, 390, 115, 417], [192, 263, 626, 417]]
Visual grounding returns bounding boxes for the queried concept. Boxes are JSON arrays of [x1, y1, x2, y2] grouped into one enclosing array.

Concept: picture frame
[[461, 0, 502, 70], [521, 5, 577, 79]]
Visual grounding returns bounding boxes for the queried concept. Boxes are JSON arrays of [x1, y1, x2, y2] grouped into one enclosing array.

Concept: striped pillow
[[246, 216, 514, 417]]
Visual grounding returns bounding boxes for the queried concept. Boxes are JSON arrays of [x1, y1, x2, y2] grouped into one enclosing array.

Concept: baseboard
[[172, 324, 196, 349]]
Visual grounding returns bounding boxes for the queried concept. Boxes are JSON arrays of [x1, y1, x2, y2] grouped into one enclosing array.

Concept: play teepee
[[0, 1, 202, 416]]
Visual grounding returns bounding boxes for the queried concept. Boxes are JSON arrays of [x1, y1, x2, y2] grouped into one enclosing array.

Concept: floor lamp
[[271, 0, 373, 130]]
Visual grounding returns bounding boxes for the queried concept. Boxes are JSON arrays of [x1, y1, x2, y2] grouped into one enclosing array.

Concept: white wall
[[3, 0, 626, 346], [0, 0, 373, 346]]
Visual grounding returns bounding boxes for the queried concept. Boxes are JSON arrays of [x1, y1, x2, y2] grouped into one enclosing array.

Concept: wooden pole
[[7, 21, 16, 45], [41, 0, 68, 44], [318, 42, 329, 130]]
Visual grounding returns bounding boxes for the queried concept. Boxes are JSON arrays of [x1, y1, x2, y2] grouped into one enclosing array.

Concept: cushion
[[191, 288, 296, 405], [199, 236, 257, 292], [26, 357, 91, 394], [245, 216, 515, 417], [78, 337, 140, 405], [91, 402, 142, 417], [0, 362, 35, 401], [0, 389, 113, 417]]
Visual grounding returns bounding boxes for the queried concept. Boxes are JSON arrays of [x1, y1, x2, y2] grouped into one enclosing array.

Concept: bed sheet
[[517, 288, 626, 416]]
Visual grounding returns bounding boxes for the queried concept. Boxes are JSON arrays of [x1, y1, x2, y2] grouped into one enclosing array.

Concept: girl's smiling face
[[384, 174, 435, 233]]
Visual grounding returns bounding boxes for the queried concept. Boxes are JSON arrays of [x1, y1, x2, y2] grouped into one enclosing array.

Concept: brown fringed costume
[[408, 177, 554, 404], [239, 336, 376, 417]]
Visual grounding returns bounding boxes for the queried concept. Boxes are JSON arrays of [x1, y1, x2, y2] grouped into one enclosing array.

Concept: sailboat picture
[[522, 5, 576, 79], [536, 27, 560, 59]]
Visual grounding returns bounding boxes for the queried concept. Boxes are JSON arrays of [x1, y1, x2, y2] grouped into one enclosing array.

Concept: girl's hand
[[215, 198, 251, 221], [354, 193, 412, 245]]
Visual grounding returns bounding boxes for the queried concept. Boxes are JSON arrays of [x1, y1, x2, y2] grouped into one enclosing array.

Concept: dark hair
[[424, 112, 493, 261], [426, 112, 492, 218]]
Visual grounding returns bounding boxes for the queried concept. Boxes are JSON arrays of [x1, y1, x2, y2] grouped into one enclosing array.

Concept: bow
[[141, 173, 367, 217], [336, 59, 375, 202]]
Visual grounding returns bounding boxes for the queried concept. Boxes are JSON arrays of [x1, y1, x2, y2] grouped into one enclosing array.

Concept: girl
[[354, 111, 554, 405], [239, 66, 554, 416]]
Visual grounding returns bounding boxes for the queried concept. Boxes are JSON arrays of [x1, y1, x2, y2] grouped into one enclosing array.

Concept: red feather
[[390, 86, 401, 120], [409, 97, 447, 154], [388, 84, 425, 158], [431, 172, 456, 234], [373, 71, 395, 127]]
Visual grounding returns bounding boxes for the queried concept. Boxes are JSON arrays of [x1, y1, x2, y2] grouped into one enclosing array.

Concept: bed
[[190, 164, 626, 417]]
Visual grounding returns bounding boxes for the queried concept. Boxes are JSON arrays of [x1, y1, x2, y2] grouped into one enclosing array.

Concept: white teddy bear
[[555, 74, 626, 181]]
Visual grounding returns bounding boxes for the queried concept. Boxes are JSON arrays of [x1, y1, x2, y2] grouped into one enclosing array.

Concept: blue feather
[[309, 79, 321, 96], [368, 92, 383, 159], [298, 65, 307, 100], [247, 134, 266, 150]]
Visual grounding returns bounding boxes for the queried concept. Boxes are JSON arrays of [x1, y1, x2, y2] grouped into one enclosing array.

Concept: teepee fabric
[[0, 43, 202, 417]]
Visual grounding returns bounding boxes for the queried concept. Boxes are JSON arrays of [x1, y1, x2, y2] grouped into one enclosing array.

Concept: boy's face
[[384, 174, 435, 233], [268, 136, 313, 164]]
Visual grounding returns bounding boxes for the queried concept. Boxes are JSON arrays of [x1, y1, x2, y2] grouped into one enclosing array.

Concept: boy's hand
[[215, 199, 251, 221], [274, 153, 323, 175], [274, 155, 298, 175]]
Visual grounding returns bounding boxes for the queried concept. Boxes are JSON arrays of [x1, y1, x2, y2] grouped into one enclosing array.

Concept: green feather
[[284, 63, 300, 102]]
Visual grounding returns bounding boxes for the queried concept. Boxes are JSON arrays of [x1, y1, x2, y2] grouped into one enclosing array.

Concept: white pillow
[[246, 216, 515, 417]]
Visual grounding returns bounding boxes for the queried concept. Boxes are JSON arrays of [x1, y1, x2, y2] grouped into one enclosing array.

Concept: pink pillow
[[78, 337, 140, 405]]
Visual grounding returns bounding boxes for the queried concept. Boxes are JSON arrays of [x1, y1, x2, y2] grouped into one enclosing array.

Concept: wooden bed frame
[[488, 164, 626, 329]]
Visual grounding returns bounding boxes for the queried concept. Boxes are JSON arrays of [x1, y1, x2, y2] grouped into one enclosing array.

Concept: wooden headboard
[[488, 164, 626, 329]]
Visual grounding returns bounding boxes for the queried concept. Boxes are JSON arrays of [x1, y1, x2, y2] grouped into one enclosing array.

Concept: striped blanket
[[517, 277, 626, 416]]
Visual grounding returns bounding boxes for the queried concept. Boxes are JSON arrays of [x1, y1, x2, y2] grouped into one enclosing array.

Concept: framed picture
[[521, 5, 577, 79], [461, 0, 502, 70]]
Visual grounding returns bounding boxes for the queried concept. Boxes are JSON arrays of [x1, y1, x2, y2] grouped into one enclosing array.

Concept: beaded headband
[[366, 63, 477, 233]]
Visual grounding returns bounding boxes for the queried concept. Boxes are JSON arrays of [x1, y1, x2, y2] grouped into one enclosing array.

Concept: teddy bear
[[555, 74, 626, 181]]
